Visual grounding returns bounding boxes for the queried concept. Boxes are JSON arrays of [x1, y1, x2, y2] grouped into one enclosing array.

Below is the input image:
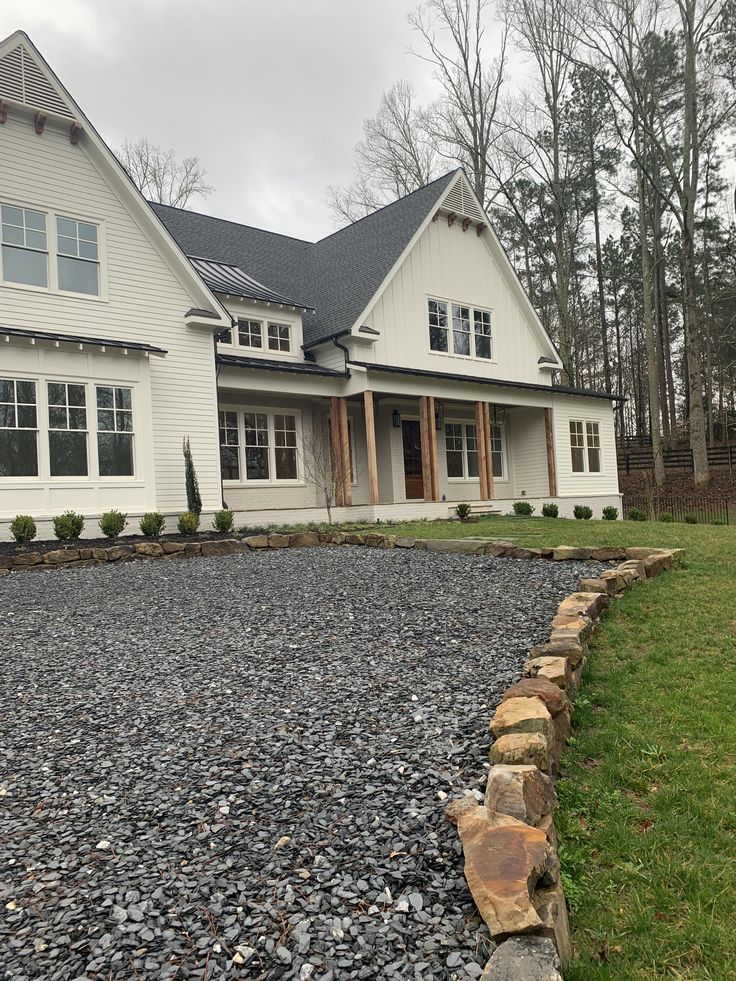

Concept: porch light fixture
[[392, 409, 401, 428], [434, 401, 445, 431], [492, 405, 506, 425]]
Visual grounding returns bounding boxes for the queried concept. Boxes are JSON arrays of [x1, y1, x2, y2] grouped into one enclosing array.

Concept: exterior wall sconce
[[392, 409, 401, 428], [434, 400, 445, 431], [492, 404, 506, 426]]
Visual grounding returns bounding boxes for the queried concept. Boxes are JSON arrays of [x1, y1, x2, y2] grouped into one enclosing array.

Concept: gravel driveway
[[0, 546, 599, 981]]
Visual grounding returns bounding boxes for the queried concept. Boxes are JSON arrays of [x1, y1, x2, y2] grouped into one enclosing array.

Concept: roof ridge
[[316, 169, 460, 245], [149, 201, 316, 247]]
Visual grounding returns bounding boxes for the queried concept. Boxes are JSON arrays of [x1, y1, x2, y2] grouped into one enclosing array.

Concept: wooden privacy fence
[[618, 443, 736, 473]]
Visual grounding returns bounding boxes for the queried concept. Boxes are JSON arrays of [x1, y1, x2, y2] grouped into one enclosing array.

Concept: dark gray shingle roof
[[150, 171, 458, 347]]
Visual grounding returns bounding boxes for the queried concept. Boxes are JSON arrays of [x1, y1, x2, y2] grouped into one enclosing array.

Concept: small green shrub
[[684, 512, 698, 524], [213, 509, 234, 533], [628, 507, 647, 521], [513, 500, 535, 516], [140, 512, 166, 537], [9, 514, 37, 543], [711, 518, 726, 526], [658, 512, 674, 523], [574, 505, 593, 520], [98, 510, 128, 539], [178, 510, 200, 534], [542, 503, 559, 518], [455, 502, 472, 520], [53, 510, 85, 541], [602, 506, 619, 521]]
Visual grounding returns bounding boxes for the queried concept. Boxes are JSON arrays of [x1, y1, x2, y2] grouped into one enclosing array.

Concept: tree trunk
[[682, 229, 710, 484]]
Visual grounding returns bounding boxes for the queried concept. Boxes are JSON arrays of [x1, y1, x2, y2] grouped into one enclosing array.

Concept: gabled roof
[[152, 171, 458, 347], [188, 256, 312, 310], [0, 30, 229, 329]]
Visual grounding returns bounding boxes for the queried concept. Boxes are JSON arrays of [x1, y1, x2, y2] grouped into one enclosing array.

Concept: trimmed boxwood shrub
[[178, 510, 200, 534], [513, 501, 535, 516], [541, 503, 559, 518], [574, 505, 593, 520], [213, 509, 234, 533], [628, 507, 647, 521], [53, 510, 85, 540], [658, 512, 674, 522], [140, 512, 166, 537], [602, 506, 619, 521], [99, 510, 128, 539], [684, 512, 698, 524], [455, 502, 471, 520], [10, 514, 37, 543]]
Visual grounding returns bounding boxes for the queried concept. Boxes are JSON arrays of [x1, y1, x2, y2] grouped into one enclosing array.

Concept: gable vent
[[0, 44, 74, 119], [442, 178, 485, 222]]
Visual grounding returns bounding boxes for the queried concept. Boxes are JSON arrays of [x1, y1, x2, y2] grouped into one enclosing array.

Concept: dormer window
[[238, 319, 262, 348], [268, 323, 291, 353]]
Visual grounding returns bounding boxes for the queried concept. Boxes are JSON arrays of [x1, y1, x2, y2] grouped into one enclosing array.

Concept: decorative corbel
[[0, 100, 8, 124], [447, 211, 457, 227], [462, 217, 471, 232], [476, 222, 486, 237], [69, 121, 82, 145], [34, 112, 46, 135]]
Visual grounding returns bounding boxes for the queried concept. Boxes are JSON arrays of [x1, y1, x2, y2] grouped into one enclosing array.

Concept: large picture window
[[1, 205, 48, 288], [219, 410, 240, 480], [428, 298, 493, 360], [56, 217, 99, 295], [48, 382, 88, 477], [569, 420, 601, 473], [96, 386, 134, 476], [0, 378, 38, 476]]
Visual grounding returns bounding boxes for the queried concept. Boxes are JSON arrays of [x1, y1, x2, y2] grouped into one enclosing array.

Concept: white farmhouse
[[0, 31, 622, 537]]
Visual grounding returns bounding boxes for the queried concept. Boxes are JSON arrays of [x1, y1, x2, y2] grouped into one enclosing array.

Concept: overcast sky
[[2, 0, 471, 241]]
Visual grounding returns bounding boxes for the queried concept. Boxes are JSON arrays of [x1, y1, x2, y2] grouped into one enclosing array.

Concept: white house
[[0, 31, 622, 538]]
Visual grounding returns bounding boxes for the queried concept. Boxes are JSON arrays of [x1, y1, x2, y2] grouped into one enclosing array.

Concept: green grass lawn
[[369, 515, 736, 980]]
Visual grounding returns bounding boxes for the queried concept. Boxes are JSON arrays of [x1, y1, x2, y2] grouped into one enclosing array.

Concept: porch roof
[[216, 353, 347, 378], [347, 360, 625, 403], [0, 324, 167, 355]]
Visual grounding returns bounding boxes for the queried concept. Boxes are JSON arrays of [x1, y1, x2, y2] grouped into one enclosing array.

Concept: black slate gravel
[[0, 547, 601, 981]]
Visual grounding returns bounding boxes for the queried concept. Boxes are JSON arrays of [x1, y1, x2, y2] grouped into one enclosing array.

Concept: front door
[[402, 420, 424, 499]]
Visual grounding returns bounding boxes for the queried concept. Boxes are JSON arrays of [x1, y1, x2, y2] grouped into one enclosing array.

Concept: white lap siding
[[551, 394, 619, 498], [507, 408, 549, 500]]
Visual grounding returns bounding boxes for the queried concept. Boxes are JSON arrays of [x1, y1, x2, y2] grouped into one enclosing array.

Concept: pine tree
[[182, 436, 202, 515]]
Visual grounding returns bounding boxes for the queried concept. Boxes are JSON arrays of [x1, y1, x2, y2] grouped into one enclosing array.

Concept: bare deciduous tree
[[327, 81, 437, 224], [117, 138, 214, 208], [299, 413, 355, 524]]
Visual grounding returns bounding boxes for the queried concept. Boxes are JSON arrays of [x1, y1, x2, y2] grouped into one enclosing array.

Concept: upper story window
[[238, 319, 262, 348], [0, 378, 38, 476], [268, 323, 291, 353], [1, 206, 48, 288], [570, 420, 602, 473], [0, 203, 101, 297], [428, 298, 493, 360], [57, 217, 99, 295]]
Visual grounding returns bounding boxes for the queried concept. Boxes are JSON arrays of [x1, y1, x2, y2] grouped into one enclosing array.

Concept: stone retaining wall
[[0, 528, 683, 978]]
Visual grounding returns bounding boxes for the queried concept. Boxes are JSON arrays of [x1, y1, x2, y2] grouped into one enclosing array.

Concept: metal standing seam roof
[[216, 353, 347, 377], [0, 325, 167, 354], [187, 255, 313, 311]]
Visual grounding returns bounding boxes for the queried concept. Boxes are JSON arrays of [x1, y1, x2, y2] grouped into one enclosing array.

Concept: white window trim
[[220, 405, 305, 486], [0, 198, 108, 302], [444, 419, 507, 482], [0, 374, 139, 483], [569, 418, 604, 474], [217, 316, 300, 361], [427, 295, 496, 364]]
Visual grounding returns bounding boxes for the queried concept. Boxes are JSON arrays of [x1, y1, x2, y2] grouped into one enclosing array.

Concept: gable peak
[[0, 33, 74, 120], [439, 172, 485, 223]]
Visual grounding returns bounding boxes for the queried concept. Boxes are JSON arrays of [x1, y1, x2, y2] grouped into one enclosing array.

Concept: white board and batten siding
[[0, 114, 222, 523]]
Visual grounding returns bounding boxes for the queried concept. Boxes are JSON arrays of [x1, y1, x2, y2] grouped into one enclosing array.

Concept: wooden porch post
[[475, 400, 489, 500], [419, 396, 432, 501], [338, 397, 352, 507], [483, 402, 495, 500], [363, 390, 380, 505], [545, 407, 558, 497], [329, 397, 344, 507], [426, 395, 440, 500]]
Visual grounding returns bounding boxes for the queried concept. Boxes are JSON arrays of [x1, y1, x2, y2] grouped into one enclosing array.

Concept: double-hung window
[[219, 410, 240, 480], [47, 382, 88, 477], [445, 421, 505, 479], [56, 217, 99, 295], [268, 323, 291, 353], [0, 378, 38, 476], [238, 320, 262, 348], [570, 420, 601, 473], [1, 205, 48, 288], [452, 304, 471, 356], [244, 412, 270, 479], [445, 423, 465, 477], [428, 299, 449, 352], [273, 413, 298, 478], [96, 386, 134, 476], [474, 310, 493, 359], [491, 424, 504, 478]]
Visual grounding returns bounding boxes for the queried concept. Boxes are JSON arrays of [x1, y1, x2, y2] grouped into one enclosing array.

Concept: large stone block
[[288, 532, 320, 547], [134, 542, 164, 557], [394, 537, 416, 548], [481, 936, 563, 981], [43, 549, 80, 564], [424, 538, 488, 555], [243, 534, 269, 549], [534, 879, 573, 966], [552, 546, 592, 561], [643, 552, 674, 578], [485, 765, 558, 825], [345, 533, 366, 545], [183, 543, 202, 556], [490, 697, 554, 742], [12, 552, 41, 567], [502, 678, 569, 720], [578, 577, 607, 594], [590, 546, 627, 562], [528, 640, 587, 668], [523, 656, 571, 693], [268, 533, 291, 548], [486, 541, 516, 557], [364, 533, 385, 547], [105, 545, 135, 561], [161, 541, 185, 554], [490, 733, 552, 773], [201, 539, 240, 557], [446, 802, 558, 937], [557, 591, 609, 620]]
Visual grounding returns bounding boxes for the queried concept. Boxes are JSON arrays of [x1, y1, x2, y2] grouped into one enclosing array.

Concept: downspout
[[214, 320, 236, 508]]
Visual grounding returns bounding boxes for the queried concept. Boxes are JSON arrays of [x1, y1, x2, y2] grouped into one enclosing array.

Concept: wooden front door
[[402, 420, 424, 499]]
